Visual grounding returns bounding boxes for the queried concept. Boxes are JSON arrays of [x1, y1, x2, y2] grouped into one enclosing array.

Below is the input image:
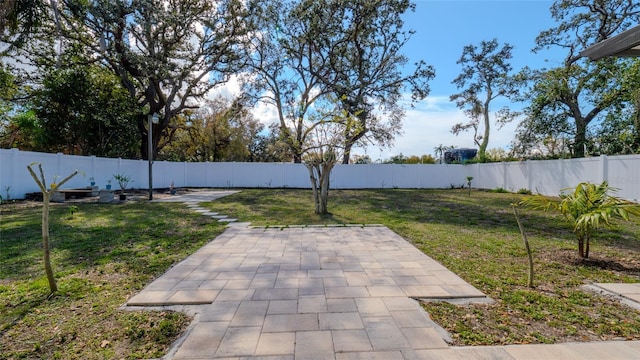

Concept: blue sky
[[357, 0, 565, 161]]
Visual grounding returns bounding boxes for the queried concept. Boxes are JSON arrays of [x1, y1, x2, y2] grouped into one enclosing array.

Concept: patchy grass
[[0, 201, 225, 359], [204, 188, 640, 345]]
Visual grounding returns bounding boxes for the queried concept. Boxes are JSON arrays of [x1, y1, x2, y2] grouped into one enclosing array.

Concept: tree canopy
[[514, 0, 640, 158], [450, 39, 519, 161], [18, 0, 255, 159], [246, 0, 432, 164]]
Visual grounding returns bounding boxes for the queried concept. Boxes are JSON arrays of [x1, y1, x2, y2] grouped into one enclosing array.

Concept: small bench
[[52, 187, 98, 202]]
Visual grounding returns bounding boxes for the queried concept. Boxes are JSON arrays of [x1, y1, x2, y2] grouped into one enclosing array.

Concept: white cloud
[[252, 100, 279, 126]]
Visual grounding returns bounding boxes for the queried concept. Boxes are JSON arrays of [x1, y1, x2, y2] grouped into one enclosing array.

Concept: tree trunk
[[318, 164, 331, 214], [513, 206, 534, 288], [574, 118, 587, 158], [584, 234, 590, 259], [479, 99, 491, 161], [308, 164, 319, 213], [342, 143, 352, 165], [578, 236, 586, 258], [42, 193, 57, 293], [305, 160, 334, 215], [632, 94, 640, 151], [27, 165, 77, 295]]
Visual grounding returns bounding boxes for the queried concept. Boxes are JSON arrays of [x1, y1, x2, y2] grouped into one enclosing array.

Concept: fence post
[[503, 162, 508, 190], [56, 153, 63, 179], [601, 155, 609, 184], [526, 160, 532, 193]]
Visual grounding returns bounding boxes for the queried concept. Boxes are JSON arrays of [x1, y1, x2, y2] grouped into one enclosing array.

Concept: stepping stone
[[227, 222, 251, 227], [218, 218, 237, 223]]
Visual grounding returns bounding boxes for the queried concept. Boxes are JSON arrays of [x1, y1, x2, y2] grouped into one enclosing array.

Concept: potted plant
[[113, 174, 133, 200]]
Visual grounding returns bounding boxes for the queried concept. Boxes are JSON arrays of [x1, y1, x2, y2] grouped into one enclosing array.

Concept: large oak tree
[[516, 0, 640, 158], [450, 39, 519, 161], [247, 0, 433, 164], [31, 0, 255, 160], [301, 0, 434, 164]]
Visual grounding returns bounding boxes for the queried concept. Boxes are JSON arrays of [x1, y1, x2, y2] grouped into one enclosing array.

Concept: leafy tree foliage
[[0, 110, 43, 150], [514, 0, 640, 158], [29, 65, 139, 157], [159, 97, 265, 162], [384, 153, 435, 164], [484, 148, 511, 162], [248, 123, 294, 162], [0, 62, 19, 144], [534, 0, 640, 65], [593, 59, 640, 155], [433, 144, 452, 164], [34, 0, 255, 159], [0, 0, 47, 47], [247, 0, 432, 164], [245, 0, 333, 163], [351, 154, 372, 164], [515, 59, 639, 158], [450, 39, 519, 161], [298, 0, 434, 164]]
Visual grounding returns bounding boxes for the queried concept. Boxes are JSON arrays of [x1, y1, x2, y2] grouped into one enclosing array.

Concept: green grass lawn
[[0, 201, 226, 359], [203, 188, 640, 345], [1, 189, 639, 359]]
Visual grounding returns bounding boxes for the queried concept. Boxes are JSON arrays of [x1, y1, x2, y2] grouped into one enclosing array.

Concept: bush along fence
[[2, 148, 640, 202]]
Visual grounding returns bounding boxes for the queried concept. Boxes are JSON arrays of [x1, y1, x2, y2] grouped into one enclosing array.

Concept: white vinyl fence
[[2, 148, 640, 202]]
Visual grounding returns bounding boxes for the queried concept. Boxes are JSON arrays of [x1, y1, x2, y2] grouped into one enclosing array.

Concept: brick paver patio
[[128, 225, 488, 359]]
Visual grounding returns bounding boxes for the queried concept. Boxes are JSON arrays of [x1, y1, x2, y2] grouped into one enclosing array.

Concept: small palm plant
[[466, 176, 474, 196], [521, 181, 640, 258], [113, 173, 133, 192]]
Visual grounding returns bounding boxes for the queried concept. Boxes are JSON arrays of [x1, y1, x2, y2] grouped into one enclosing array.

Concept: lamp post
[[148, 113, 159, 200]]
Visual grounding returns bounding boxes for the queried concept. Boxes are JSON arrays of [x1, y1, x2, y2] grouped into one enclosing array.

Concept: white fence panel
[[231, 163, 279, 188], [390, 164, 420, 188], [282, 163, 310, 188], [152, 160, 182, 189], [563, 157, 601, 191], [437, 165, 469, 188], [607, 155, 640, 201], [527, 159, 563, 196], [368, 165, 395, 189], [184, 162, 209, 188], [504, 162, 528, 192], [4, 149, 640, 202], [473, 162, 502, 190], [332, 165, 367, 189]]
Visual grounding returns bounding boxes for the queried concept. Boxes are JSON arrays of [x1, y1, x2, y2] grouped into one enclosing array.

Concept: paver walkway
[[128, 225, 488, 359], [127, 191, 640, 359]]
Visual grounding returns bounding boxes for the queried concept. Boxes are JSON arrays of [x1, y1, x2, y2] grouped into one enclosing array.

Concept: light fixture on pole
[[148, 113, 159, 200]]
